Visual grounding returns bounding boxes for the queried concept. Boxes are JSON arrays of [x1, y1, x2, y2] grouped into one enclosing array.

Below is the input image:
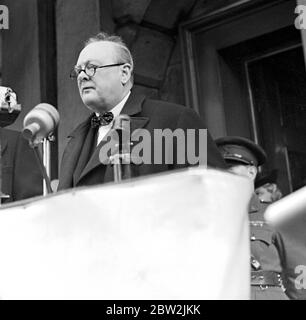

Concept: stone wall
[[108, 0, 243, 106], [111, 0, 198, 105], [0, 34, 2, 85]]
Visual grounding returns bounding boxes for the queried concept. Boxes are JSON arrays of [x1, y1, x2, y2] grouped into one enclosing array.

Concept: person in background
[[216, 136, 289, 300], [0, 128, 43, 203], [255, 170, 282, 203]]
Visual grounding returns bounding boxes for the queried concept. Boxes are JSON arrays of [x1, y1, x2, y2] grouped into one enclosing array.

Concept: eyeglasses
[[70, 62, 125, 79]]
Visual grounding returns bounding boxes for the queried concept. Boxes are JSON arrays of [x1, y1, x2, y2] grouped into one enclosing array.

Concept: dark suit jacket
[[58, 92, 226, 190], [1, 128, 43, 203]]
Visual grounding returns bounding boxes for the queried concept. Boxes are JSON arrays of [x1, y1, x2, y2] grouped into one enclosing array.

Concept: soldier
[[215, 136, 289, 300], [255, 170, 283, 204]]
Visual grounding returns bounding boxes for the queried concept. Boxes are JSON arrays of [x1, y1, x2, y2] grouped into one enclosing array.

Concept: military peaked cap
[[215, 136, 267, 167]]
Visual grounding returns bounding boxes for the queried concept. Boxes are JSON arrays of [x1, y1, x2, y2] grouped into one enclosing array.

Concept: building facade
[[1, 0, 305, 194]]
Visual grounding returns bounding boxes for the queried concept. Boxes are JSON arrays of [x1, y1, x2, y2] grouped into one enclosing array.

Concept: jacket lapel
[[58, 118, 91, 189], [72, 124, 97, 186], [76, 91, 149, 185], [76, 134, 110, 185]]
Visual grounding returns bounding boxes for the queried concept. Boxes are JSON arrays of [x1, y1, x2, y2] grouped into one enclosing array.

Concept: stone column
[[56, 0, 102, 163], [1, 0, 41, 130]]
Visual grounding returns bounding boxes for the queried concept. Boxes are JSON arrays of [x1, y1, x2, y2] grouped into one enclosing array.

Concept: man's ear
[[120, 63, 132, 85], [247, 165, 258, 181]]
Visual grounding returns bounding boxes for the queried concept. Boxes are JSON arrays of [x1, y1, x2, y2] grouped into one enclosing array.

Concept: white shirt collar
[[95, 90, 131, 118], [95, 91, 131, 146]]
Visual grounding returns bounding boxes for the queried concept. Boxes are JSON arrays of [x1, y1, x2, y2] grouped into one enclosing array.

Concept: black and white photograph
[[0, 0, 306, 306]]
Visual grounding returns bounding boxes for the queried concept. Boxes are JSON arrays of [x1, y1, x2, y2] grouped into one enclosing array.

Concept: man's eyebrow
[[75, 60, 100, 68], [74, 60, 90, 68]]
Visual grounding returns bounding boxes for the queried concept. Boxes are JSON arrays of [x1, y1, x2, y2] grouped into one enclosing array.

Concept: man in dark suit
[[0, 128, 43, 203], [58, 32, 226, 190]]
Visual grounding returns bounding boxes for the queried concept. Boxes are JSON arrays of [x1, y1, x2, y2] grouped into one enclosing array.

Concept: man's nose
[[78, 70, 90, 82]]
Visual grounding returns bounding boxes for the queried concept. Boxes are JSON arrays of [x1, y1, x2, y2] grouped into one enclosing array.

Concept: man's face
[[76, 41, 124, 113], [228, 164, 257, 181], [255, 183, 281, 203]]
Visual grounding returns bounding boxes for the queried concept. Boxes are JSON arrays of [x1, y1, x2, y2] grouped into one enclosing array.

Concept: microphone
[[22, 103, 59, 195], [112, 114, 131, 149], [22, 103, 59, 143], [109, 114, 133, 182]]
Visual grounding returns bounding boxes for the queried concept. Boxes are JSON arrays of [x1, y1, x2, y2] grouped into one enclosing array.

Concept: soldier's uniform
[[216, 136, 289, 300], [249, 195, 288, 299]]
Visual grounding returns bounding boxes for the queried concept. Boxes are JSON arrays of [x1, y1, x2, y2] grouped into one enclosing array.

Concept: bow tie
[[91, 112, 114, 128]]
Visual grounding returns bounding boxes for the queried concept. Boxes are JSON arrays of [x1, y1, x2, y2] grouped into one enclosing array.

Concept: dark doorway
[[181, 0, 306, 195], [247, 45, 306, 194], [219, 25, 306, 195]]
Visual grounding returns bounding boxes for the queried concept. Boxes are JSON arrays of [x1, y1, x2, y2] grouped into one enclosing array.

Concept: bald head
[[84, 32, 134, 78]]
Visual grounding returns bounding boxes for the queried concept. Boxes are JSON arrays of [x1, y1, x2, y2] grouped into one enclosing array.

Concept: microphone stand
[[111, 153, 132, 183], [109, 115, 132, 183], [43, 138, 51, 195], [29, 136, 53, 195]]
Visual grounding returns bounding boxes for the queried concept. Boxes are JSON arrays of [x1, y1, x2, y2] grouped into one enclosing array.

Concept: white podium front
[[0, 168, 252, 300]]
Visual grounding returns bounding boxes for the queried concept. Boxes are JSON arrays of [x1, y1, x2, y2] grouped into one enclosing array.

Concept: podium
[[0, 167, 252, 299]]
